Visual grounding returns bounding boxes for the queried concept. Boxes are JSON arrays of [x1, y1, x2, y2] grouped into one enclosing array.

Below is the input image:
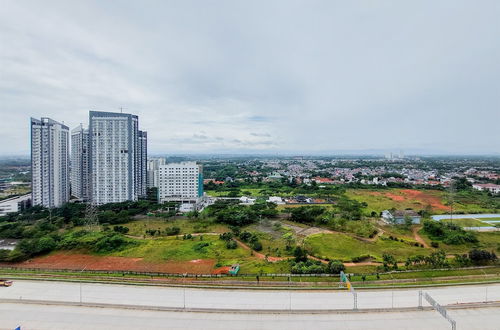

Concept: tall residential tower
[[88, 111, 147, 205], [70, 124, 89, 200], [30, 117, 70, 208]]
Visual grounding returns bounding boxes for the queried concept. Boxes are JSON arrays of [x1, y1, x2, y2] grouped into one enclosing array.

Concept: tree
[[293, 246, 308, 262], [282, 232, 295, 250], [403, 215, 413, 229], [469, 249, 497, 265], [326, 260, 345, 274]]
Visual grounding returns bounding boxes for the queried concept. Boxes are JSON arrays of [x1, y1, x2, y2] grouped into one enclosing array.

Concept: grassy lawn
[[379, 224, 416, 240], [441, 218, 492, 227], [112, 235, 250, 263], [304, 232, 429, 262], [417, 230, 500, 254], [345, 188, 496, 215], [123, 218, 230, 237]]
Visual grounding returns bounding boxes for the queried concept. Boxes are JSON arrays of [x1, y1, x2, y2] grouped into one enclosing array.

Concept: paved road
[[0, 280, 499, 310], [1, 302, 499, 329]]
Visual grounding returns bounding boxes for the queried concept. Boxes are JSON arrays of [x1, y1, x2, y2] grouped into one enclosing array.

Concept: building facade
[[31, 117, 70, 208], [146, 157, 166, 188], [88, 111, 147, 205], [137, 130, 148, 197], [157, 162, 203, 204], [70, 124, 89, 200]]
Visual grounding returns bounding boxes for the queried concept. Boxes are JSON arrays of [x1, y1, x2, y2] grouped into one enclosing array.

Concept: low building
[[157, 162, 204, 207], [0, 194, 31, 217], [239, 196, 256, 205], [382, 209, 421, 225], [472, 183, 500, 194], [267, 196, 285, 205]]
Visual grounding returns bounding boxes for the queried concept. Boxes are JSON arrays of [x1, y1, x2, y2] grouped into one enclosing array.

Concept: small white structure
[[239, 196, 256, 205], [267, 196, 284, 205]]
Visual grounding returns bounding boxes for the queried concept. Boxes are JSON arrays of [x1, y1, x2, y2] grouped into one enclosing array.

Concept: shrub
[[165, 226, 181, 236], [431, 241, 439, 248], [113, 226, 129, 234], [326, 260, 345, 274], [251, 241, 263, 251], [193, 242, 210, 252], [225, 240, 238, 249], [469, 249, 497, 265]]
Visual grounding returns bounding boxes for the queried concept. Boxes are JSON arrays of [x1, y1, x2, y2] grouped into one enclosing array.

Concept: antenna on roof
[[119, 107, 124, 113]]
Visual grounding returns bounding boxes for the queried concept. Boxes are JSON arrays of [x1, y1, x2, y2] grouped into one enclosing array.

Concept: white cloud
[[0, 0, 499, 155]]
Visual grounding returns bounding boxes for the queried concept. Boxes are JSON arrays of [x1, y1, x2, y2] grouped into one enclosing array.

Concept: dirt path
[[412, 226, 430, 248]]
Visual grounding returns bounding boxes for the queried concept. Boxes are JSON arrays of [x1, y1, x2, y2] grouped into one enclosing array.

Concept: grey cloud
[[0, 1, 499, 155]]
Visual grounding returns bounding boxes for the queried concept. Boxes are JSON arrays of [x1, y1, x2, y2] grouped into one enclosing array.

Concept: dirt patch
[[212, 266, 231, 274], [385, 193, 405, 202], [412, 226, 430, 248], [6, 252, 217, 274], [400, 189, 449, 211], [375, 189, 449, 211]]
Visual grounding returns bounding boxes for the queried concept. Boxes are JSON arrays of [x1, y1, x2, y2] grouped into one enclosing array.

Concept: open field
[[346, 188, 498, 215], [123, 217, 230, 237], [417, 230, 500, 255], [304, 232, 428, 262]]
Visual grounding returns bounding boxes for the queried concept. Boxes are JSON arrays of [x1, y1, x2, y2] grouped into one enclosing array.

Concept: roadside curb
[[1, 298, 499, 314]]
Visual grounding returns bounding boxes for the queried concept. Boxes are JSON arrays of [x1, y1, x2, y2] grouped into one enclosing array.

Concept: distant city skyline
[[1, 1, 499, 155]]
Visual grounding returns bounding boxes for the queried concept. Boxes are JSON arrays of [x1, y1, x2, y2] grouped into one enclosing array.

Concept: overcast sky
[[1, 0, 499, 155]]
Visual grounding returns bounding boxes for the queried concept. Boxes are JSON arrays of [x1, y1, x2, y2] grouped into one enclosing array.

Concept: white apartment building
[[89, 111, 147, 205], [137, 130, 148, 197], [70, 124, 89, 200], [31, 117, 70, 208], [146, 157, 166, 188], [157, 162, 203, 203]]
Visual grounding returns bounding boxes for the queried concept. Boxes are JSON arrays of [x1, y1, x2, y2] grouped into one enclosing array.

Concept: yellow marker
[[347, 282, 351, 290]]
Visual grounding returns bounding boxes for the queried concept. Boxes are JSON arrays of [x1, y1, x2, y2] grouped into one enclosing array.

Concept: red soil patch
[[5, 252, 217, 274], [400, 189, 449, 211], [371, 189, 449, 211], [213, 266, 231, 274], [384, 193, 405, 202]]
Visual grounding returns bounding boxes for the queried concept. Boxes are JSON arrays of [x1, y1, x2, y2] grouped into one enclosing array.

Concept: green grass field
[[113, 235, 250, 263], [417, 229, 500, 254], [304, 232, 429, 262], [123, 218, 230, 237], [345, 188, 497, 215]]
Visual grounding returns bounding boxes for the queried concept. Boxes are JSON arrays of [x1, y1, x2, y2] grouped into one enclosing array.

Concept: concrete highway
[[1, 302, 499, 329], [0, 280, 498, 310]]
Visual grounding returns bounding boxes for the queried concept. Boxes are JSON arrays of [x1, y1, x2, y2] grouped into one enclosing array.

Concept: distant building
[[472, 183, 500, 194], [239, 196, 256, 205], [31, 117, 70, 208], [137, 131, 148, 197], [70, 124, 89, 200], [382, 210, 421, 224], [88, 111, 147, 205], [146, 157, 166, 188], [0, 194, 31, 216], [157, 162, 203, 204], [267, 196, 285, 205]]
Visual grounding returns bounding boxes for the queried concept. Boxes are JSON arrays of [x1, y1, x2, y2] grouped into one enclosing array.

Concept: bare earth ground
[[2, 252, 217, 274], [368, 189, 450, 211]]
